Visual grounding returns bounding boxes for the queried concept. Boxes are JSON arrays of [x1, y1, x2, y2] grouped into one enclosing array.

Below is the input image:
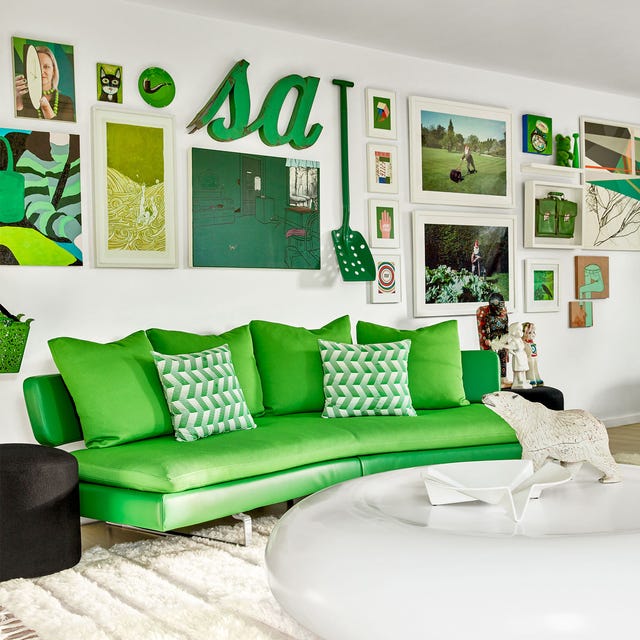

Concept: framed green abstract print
[[366, 88, 397, 139], [524, 259, 560, 312], [92, 107, 177, 268], [409, 96, 513, 208]]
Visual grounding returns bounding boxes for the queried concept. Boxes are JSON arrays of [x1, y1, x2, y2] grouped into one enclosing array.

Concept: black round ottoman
[[0, 443, 81, 581]]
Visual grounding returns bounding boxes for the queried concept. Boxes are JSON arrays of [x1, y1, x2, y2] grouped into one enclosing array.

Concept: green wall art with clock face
[[12, 37, 76, 122]]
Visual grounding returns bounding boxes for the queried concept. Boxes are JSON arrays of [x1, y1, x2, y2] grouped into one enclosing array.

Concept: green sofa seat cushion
[[250, 315, 353, 415], [146, 324, 264, 415], [48, 331, 173, 449], [356, 319, 469, 409], [72, 404, 517, 493]]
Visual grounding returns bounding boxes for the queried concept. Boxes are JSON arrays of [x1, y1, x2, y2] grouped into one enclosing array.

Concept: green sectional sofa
[[23, 317, 521, 532]]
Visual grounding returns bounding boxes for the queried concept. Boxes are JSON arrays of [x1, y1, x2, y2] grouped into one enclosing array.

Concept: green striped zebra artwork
[[0, 128, 81, 266]]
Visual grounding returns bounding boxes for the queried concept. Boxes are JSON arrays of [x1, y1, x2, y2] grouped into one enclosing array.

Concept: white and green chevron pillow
[[152, 344, 256, 442], [319, 339, 417, 418]]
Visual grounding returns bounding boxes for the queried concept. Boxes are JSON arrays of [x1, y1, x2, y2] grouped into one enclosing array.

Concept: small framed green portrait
[[525, 259, 560, 312], [365, 88, 397, 139]]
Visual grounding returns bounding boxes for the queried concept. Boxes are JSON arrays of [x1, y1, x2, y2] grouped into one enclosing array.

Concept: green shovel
[[331, 79, 376, 282]]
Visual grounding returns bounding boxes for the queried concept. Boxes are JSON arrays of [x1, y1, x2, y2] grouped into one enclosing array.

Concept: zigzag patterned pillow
[[152, 344, 256, 442], [319, 339, 417, 418]]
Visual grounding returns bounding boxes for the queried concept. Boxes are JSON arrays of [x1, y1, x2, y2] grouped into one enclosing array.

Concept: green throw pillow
[[319, 339, 417, 418], [48, 331, 173, 448], [250, 316, 352, 415], [152, 344, 256, 442], [146, 324, 264, 415], [356, 319, 469, 409]]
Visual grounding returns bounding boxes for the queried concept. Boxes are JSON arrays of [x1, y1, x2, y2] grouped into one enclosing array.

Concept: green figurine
[[572, 133, 580, 168], [555, 134, 573, 167]]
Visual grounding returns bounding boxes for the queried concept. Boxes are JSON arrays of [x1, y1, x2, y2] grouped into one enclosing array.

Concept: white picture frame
[[92, 106, 177, 268], [412, 210, 515, 317], [408, 96, 513, 208], [370, 253, 402, 304], [368, 199, 400, 248], [365, 88, 397, 139], [524, 259, 560, 313], [367, 143, 399, 194]]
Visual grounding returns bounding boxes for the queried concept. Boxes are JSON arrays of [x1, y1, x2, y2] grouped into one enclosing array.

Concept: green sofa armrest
[[461, 350, 500, 403], [23, 374, 83, 446]]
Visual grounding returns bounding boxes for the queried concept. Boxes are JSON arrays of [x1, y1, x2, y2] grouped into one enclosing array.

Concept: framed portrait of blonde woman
[[12, 37, 77, 122]]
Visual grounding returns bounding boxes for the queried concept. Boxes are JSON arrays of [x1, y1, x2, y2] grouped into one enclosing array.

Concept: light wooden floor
[[81, 423, 640, 551]]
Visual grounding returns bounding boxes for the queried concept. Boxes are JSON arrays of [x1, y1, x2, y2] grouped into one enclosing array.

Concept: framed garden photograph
[[368, 199, 400, 248], [367, 143, 398, 194], [92, 107, 177, 268], [409, 96, 513, 208], [412, 210, 515, 317], [370, 253, 402, 304], [365, 88, 397, 139], [524, 259, 560, 312]]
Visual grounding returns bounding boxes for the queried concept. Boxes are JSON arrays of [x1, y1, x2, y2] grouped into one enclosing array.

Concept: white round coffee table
[[266, 463, 640, 639]]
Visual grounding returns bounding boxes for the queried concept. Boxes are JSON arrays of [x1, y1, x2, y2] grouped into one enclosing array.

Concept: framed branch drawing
[[409, 96, 513, 207], [92, 107, 177, 268], [412, 210, 515, 317], [580, 116, 640, 250]]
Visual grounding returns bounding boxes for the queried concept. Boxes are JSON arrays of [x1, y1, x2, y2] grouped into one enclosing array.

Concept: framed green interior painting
[[92, 107, 177, 268], [412, 210, 515, 317], [524, 259, 560, 312], [409, 96, 513, 208], [190, 148, 320, 269]]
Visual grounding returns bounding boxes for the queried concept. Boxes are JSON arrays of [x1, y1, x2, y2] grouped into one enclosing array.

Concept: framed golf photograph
[[412, 210, 515, 317], [368, 199, 400, 248], [367, 143, 399, 193], [370, 253, 402, 304], [409, 96, 513, 208], [524, 259, 560, 312], [92, 107, 177, 268], [365, 88, 397, 139]]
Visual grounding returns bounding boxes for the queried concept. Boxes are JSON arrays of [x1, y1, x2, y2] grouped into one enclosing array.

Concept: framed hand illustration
[[368, 199, 400, 248], [409, 96, 513, 207], [92, 107, 177, 268], [412, 211, 515, 317]]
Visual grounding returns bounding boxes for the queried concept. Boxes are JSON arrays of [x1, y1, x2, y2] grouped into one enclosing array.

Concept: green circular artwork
[[138, 67, 175, 108]]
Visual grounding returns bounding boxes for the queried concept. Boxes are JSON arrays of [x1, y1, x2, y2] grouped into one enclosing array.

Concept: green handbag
[[0, 304, 33, 374], [535, 192, 561, 237], [0, 136, 26, 224], [555, 197, 578, 238]]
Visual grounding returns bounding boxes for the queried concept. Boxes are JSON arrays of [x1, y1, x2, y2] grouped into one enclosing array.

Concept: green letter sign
[[187, 59, 322, 149]]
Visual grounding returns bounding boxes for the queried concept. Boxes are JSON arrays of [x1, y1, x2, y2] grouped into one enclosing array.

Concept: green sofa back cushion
[[250, 316, 352, 415], [356, 319, 469, 409], [145, 324, 264, 415], [48, 330, 172, 448]]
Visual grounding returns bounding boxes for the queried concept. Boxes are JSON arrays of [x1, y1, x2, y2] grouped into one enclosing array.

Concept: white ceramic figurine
[[482, 391, 621, 483]]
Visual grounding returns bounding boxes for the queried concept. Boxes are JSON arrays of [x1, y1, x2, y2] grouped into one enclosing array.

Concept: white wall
[[2, 0, 640, 443]]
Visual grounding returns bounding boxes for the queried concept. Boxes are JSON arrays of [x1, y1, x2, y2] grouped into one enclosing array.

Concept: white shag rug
[[0, 516, 317, 640]]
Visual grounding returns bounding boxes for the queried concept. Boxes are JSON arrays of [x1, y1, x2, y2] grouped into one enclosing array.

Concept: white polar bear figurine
[[482, 391, 621, 483]]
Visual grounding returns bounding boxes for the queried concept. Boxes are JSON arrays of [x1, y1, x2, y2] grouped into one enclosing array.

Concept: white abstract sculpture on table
[[482, 391, 621, 483], [491, 322, 531, 389], [422, 459, 571, 522]]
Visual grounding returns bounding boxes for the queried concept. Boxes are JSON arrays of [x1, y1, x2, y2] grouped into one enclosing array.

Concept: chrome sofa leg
[[105, 512, 253, 547]]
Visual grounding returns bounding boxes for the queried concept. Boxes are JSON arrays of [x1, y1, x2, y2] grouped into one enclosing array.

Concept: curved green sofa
[[23, 346, 520, 532]]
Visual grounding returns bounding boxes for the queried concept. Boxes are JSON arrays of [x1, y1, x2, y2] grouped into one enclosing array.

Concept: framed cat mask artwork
[[97, 63, 122, 104]]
